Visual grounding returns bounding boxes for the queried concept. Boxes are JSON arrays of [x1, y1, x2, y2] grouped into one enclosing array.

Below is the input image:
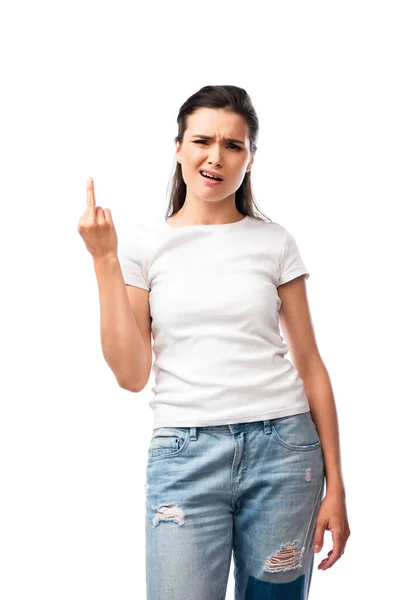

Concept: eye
[[193, 140, 241, 151]]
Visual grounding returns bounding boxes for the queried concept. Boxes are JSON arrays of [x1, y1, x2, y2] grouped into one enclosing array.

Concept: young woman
[[79, 85, 350, 600]]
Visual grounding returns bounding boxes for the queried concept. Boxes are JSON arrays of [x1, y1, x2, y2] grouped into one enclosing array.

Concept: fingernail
[[87, 177, 93, 184]]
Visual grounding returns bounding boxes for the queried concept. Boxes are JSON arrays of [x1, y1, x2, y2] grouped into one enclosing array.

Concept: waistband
[[153, 411, 311, 440]]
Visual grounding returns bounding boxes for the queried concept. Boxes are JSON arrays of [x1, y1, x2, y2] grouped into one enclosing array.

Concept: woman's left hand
[[313, 492, 351, 570]]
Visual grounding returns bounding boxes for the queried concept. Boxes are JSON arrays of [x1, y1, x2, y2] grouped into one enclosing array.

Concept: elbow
[[116, 359, 151, 393], [117, 378, 140, 393], [117, 376, 147, 393]]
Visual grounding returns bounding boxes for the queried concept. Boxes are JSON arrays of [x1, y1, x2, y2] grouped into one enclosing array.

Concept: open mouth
[[199, 171, 223, 184]]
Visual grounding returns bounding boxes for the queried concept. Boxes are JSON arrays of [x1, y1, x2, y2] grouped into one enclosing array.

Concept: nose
[[208, 146, 222, 167]]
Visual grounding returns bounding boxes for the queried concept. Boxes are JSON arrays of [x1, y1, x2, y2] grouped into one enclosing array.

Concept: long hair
[[165, 85, 272, 223]]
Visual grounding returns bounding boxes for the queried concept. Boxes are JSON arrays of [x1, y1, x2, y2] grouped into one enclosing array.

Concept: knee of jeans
[[151, 503, 185, 528], [264, 541, 304, 573]]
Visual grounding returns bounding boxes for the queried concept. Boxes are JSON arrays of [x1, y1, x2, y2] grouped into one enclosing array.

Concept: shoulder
[[246, 217, 291, 252]]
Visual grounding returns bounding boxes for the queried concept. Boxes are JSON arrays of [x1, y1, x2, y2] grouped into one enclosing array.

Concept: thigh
[[145, 427, 234, 600], [233, 412, 325, 600]]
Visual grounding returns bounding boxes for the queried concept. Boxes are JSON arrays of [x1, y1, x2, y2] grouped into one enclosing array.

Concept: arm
[[277, 275, 345, 498], [79, 178, 150, 392]]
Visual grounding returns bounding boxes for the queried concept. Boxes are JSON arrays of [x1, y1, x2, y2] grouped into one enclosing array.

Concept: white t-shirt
[[118, 214, 311, 428]]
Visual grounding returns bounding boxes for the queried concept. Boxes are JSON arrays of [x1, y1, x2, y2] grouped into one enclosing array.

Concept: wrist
[[93, 252, 118, 267]]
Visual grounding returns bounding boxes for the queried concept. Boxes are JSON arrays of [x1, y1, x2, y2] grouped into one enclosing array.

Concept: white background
[[1, 0, 399, 598]]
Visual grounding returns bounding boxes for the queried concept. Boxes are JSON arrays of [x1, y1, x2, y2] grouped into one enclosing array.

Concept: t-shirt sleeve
[[278, 226, 310, 286], [117, 224, 150, 291]]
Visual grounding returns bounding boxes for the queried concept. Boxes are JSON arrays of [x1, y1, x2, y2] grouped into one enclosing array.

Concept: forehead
[[185, 108, 249, 139]]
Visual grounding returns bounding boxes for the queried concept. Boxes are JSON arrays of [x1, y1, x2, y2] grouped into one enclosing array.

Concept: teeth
[[201, 171, 221, 180]]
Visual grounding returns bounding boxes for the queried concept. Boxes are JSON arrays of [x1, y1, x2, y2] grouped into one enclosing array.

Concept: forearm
[[301, 361, 346, 498], [93, 254, 148, 390]]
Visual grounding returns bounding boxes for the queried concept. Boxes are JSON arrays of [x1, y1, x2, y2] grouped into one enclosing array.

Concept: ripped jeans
[[144, 410, 325, 600]]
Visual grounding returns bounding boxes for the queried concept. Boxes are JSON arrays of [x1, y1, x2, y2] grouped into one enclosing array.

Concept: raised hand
[[77, 177, 118, 260]]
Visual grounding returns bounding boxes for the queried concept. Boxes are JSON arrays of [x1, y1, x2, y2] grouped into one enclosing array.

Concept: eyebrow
[[190, 134, 245, 146]]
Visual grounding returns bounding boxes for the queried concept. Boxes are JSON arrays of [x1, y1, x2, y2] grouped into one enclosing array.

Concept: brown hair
[[165, 85, 272, 223]]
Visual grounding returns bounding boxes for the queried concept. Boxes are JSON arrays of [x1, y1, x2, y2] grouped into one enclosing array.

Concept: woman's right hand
[[77, 177, 118, 260]]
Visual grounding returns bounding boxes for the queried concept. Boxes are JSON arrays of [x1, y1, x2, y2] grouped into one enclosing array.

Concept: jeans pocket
[[271, 411, 321, 451], [147, 427, 190, 462]]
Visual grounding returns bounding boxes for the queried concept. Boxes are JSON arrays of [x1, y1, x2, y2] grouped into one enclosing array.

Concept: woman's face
[[175, 108, 255, 203]]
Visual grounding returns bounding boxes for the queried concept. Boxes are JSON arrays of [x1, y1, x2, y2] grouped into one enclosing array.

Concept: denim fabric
[[145, 411, 325, 600]]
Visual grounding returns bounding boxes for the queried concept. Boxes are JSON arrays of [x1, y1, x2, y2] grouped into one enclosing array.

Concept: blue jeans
[[145, 411, 325, 600]]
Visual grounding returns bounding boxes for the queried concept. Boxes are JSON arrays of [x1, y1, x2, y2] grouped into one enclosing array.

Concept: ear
[[175, 140, 181, 164], [246, 152, 256, 173]]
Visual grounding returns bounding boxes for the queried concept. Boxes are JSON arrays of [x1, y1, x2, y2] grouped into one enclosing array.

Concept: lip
[[200, 172, 223, 185], [199, 168, 224, 181]]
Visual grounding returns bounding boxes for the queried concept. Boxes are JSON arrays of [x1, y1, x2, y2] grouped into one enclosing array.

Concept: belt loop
[[190, 427, 197, 441], [263, 420, 272, 435]]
